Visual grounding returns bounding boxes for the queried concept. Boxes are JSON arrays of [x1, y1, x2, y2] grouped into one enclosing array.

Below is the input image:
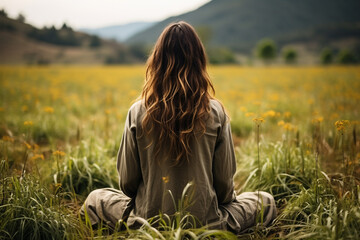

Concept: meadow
[[0, 65, 359, 239]]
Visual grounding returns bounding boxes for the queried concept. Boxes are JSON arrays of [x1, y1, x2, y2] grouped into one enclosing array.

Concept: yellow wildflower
[[335, 120, 350, 133], [43, 106, 54, 113], [2, 136, 14, 143], [24, 121, 33, 126], [253, 117, 265, 124], [283, 123, 293, 131], [24, 141, 31, 149], [262, 110, 276, 118], [105, 109, 111, 115], [53, 150, 66, 157], [162, 176, 169, 183], [312, 117, 324, 124], [31, 154, 44, 161], [277, 120, 285, 126]]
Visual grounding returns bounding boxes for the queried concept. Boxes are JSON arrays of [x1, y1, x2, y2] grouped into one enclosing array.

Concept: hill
[[80, 21, 156, 42], [128, 0, 360, 55], [0, 13, 142, 65]]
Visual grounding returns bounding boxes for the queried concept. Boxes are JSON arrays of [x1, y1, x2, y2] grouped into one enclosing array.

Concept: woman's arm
[[213, 116, 236, 205], [117, 108, 142, 198]]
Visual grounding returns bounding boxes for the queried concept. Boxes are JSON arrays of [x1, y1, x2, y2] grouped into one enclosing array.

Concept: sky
[[0, 0, 210, 29]]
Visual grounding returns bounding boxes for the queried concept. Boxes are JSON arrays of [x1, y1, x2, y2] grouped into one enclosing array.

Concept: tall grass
[[0, 161, 90, 240]]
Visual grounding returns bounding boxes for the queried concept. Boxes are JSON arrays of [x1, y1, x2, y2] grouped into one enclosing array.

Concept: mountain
[[0, 13, 142, 64], [80, 21, 156, 42], [127, 0, 360, 53]]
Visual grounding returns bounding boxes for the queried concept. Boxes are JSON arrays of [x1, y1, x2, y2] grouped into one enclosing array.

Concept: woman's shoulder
[[126, 100, 146, 123], [209, 99, 227, 124], [129, 100, 144, 112]]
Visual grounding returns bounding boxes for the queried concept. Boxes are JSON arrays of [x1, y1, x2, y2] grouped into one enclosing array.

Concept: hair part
[[141, 21, 215, 165]]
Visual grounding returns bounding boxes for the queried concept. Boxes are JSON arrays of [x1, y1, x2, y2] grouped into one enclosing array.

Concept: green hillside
[[128, 0, 360, 53], [0, 12, 142, 65]]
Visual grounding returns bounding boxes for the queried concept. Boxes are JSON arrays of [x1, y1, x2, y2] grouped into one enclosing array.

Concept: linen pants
[[80, 188, 277, 233]]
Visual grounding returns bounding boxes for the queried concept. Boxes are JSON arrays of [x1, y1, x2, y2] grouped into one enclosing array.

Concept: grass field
[[0, 65, 360, 239]]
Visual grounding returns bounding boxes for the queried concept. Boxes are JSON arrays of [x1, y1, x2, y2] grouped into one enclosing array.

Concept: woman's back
[[80, 21, 277, 234], [117, 99, 236, 228]]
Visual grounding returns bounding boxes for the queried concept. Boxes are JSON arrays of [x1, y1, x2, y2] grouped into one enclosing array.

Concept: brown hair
[[141, 21, 215, 164]]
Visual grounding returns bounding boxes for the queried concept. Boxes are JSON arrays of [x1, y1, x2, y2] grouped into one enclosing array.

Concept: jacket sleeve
[[213, 116, 236, 204], [117, 108, 141, 198]]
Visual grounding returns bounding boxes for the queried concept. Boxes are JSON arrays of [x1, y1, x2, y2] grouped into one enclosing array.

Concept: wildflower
[[162, 176, 169, 183], [306, 150, 311, 155], [31, 154, 44, 161], [53, 150, 66, 157], [262, 110, 277, 118], [245, 112, 255, 117], [335, 120, 350, 133], [105, 109, 111, 115], [253, 117, 265, 125], [24, 121, 33, 126], [312, 117, 324, 124], [24, 141, 31, 149], [43, 106, 54, 113], [2, 136, 14, 143], [283, 123, 293, 131], [277, 120, 285, 126]]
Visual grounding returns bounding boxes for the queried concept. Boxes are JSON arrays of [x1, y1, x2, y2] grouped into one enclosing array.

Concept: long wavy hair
[[141, 21, 215, 164]]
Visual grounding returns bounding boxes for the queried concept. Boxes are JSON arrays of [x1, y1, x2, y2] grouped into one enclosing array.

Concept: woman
[[81, 21, 277, 234]]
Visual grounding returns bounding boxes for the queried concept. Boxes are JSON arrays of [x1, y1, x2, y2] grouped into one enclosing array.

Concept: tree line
[[256, 38, 360, 65]]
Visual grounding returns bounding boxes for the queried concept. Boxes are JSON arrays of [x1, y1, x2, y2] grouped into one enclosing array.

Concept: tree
[[0, 9, 7, 17], [283, 48, 297, 64], [320, 48, 333, 64], [337, 50, 357, 64], [256, 39, 277, 63], [89, 35, 101, 48], [17, 13, 25, 23], [61, 23, 72, 31]]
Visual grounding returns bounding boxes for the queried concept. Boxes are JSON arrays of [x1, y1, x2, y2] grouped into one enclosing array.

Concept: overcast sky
[[0, 0, 210, 29]]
